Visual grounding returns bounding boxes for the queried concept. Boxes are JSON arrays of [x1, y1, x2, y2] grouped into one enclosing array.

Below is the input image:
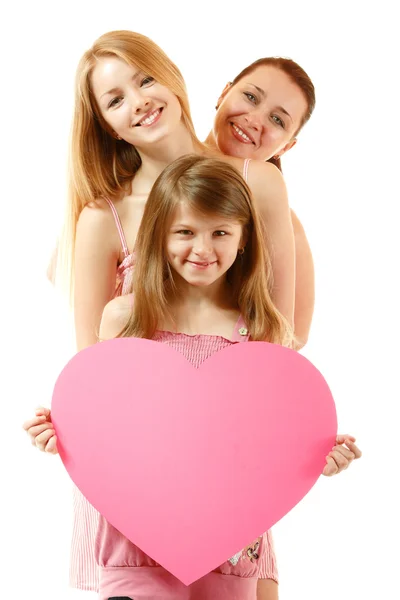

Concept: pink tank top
[[69, 158, 278, 592], [103, 196, 135, 297]]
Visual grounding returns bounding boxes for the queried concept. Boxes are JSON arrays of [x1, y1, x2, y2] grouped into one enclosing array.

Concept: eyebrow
[[100, 71, 141, 99], [245, 82, 293, 123], [173, 223, 234, 229]]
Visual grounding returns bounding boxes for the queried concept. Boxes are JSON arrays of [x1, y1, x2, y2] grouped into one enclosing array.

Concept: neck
[[164, 276, 238, 336], [204, 130, 220, 153], [135, 123, 199, 189], [169, 276, 231, 311]]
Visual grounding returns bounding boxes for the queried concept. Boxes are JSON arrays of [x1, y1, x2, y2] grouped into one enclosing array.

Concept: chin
[[220, 136, 250, 159], [187, 278, 215, 287]]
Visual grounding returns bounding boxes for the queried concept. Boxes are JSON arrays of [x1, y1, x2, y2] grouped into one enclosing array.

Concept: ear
[[216, 81, 232, 109], [240, 226, 249, 249], [275, 138, 297, 159]]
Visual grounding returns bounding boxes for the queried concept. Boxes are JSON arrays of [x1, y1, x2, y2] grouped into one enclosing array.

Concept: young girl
[[95, 153, 360, 600]]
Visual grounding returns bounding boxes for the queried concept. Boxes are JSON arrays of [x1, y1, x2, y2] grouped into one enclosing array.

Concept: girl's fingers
[[35, 407, 51, 420], [345, 440, 362, 459], [323, 456, 338, 476], [329, 450, 350, 471], [35, 429, 56, 451], [27, 422, 54, 441], [336, 433, 356, 444], [45, 435, 58, 455], [331, 445, 356, 462], [22, 415, 47, 431]]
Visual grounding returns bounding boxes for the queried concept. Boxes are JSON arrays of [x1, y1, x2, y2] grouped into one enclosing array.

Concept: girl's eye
[[141, 76, 155, 86], [213, 231, 227, 237], [244, 92, 257, 103], [176, 230, 193, 235], [272, 114, 285, 128], [108, 96, 123, 108]]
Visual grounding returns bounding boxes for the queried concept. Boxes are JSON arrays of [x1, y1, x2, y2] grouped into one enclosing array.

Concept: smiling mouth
[[135, 107, 163, 127], [230, 122, 255, 145], [186, 260, 217, 268]]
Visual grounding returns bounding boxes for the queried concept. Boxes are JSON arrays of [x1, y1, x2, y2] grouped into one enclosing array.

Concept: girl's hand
[[323, 434, 361, 476], [22, 407, 58, 455]]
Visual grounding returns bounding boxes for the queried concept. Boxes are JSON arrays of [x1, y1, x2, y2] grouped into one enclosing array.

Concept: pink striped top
[[95, 325, 278, 600], [103, 195, 135, 297], [69, 158, 278, 592]]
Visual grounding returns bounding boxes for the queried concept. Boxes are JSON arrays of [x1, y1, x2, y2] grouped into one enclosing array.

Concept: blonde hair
[[121, 155, 293, 346], [57, 30, 203, 298]]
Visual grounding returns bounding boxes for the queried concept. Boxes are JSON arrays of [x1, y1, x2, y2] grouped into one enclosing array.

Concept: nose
[[193, 235, 213, 257], [244, 110, 263, 132], [131, 89, 151, 115]]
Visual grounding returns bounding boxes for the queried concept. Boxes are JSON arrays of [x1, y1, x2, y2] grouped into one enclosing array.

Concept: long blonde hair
[[121, 155, 293, 346], [57, 30, 203, 298]]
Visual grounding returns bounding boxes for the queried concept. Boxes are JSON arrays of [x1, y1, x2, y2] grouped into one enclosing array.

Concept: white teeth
[[232, 124, 251, 142], [139, 109, 160, 126]]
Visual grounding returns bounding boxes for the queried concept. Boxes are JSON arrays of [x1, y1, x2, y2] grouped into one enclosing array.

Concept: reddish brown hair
[[232, 57, 315, 171]]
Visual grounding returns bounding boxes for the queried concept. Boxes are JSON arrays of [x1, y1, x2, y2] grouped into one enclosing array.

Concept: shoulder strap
[[103, 197, 130, 258], [242, 158, 251, 183], [231, 315, 250, 342]]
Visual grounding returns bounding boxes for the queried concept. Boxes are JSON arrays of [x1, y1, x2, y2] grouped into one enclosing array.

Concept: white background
[[1, 1, 399, 598]]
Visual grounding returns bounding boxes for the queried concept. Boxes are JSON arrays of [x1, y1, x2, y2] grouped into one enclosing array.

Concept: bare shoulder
[[244, 161, 289, 215], [220, 156, 285, 193], [247, 160, 286, 197], [77, 198, 117, 238], [216, 155, 245, 171], [99, 294, 133, 341], [290, 208, 305, 233]]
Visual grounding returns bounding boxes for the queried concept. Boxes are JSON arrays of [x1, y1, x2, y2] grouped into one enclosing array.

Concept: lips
[[230, 122, 256, 145], [186, 260, 217, 268], [135, 107, 163, 127]]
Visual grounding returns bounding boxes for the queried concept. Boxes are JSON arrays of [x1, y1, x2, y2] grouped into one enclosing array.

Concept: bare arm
[[46, 244, 58, 284], [291, 209, 315, 349], [257, 579, 279, 600], [99, 295, 132, 341], [248, 161, 296, 326], [74, 202, 121, 350]]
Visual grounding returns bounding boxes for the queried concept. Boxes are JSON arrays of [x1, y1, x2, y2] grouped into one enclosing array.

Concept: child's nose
[[193, 237, 212, 256]]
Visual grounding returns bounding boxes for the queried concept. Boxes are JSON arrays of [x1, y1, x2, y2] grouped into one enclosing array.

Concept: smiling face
[[213, 64, 308, 161], [166, 201, 244, 289], [90, 56, 183, 149]]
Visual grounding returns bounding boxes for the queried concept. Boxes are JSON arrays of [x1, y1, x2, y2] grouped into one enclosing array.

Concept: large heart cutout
[[51, 339, 337, 585]]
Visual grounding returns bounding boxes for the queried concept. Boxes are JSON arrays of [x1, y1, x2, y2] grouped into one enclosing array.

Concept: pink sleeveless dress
[[68, 158, 278, 593], [96, 322, 278, 600], [69, 197, 135, 591]]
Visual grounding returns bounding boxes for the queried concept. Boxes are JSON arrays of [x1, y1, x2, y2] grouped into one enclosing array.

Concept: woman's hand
[[323, 434, 361, 476], [22, 407, 58, 454]]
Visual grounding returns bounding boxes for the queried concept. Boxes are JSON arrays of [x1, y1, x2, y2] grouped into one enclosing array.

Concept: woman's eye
[[272, 115, 285, 128], [244, 92, 257, 103], [177, 230, 192, 235], [213, 231, 227, 237], [141, 76, 155, 86], [108, 96, 123, 108]]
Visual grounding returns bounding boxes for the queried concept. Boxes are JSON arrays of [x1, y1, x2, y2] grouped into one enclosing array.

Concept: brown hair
[[58, 30, 203, 297], [232, 57, 316, 171], [120, 155, 293, 345]]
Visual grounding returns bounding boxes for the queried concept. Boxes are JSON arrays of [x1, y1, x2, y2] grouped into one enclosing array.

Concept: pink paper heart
[[51, 339, 337, 585]]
